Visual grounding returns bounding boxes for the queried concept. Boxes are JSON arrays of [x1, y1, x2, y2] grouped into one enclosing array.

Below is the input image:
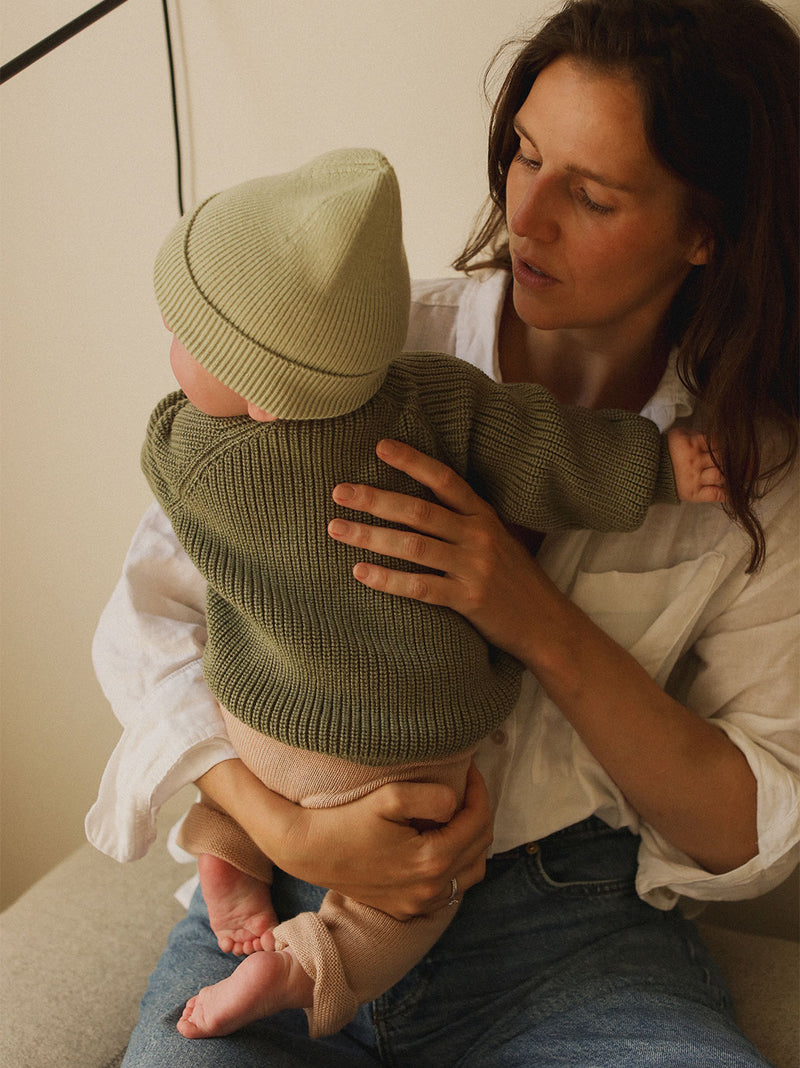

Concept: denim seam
[[532, 851, 634, 897]]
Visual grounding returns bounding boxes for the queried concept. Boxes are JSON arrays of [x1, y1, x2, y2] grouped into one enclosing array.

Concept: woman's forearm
[[195, 758, 348, 884], [511, 565, 758, 874], [196, 757, 493, 918], [196, 758, 300, 861]]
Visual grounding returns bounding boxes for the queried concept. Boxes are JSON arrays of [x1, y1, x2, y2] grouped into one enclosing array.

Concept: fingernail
[[333, 483, 356, 501], [328, 519, 349, 536]]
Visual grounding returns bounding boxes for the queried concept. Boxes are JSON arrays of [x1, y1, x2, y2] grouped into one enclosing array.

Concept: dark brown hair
[[455, 0, 799, 570]]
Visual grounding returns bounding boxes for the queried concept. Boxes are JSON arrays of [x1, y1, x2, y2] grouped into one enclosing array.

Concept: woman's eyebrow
[[513, 119, 634, 193]]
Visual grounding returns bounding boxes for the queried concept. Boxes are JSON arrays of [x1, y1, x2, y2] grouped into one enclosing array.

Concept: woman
[[88, 0, 799, 1063]]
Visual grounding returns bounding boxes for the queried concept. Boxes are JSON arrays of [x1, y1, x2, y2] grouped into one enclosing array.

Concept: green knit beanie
[[153, 147, 410, 419]]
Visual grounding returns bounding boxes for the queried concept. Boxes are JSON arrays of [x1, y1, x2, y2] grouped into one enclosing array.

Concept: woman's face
[[505, 55, 710, 345]]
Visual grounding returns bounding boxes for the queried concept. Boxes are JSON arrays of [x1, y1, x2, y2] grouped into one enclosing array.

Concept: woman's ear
[[688, 231, 714, 266]]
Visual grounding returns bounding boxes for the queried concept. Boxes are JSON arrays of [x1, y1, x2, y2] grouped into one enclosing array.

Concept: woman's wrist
[[195, 757, 303, 865], [509, 561, 596, 692]]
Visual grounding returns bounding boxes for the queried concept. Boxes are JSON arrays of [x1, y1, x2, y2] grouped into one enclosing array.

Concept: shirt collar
[[456, 268, 696, 431], [640, 355, 696, 432]]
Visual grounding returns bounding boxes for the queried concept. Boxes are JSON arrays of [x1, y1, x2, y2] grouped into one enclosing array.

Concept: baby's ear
[[247, 403, 278, 423]]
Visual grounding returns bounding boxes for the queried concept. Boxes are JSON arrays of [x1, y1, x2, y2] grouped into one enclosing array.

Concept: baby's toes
[[177, 996, 205, 1038]]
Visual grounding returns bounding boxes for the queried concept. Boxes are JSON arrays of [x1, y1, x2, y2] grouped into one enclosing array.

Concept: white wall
[[1, 0, 798, 912], [1, 0, 178, 908]]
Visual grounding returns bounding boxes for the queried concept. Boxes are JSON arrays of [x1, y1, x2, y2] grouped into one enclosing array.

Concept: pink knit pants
[[178, 708, 473, 1038]]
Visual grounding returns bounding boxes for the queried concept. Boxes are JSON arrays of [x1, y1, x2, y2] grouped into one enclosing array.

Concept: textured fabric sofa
[[2, 810, 798, 1068]]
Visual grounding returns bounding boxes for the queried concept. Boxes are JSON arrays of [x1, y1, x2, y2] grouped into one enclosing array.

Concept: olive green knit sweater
[[142, 352, 677, 766]]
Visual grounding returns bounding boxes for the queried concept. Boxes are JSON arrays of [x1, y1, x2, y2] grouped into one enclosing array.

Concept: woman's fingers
[[370, 779, 461, 827], [328, 438, 501, 591], [328, 513, 477, 610], [329, 437, 545, 660], [430, 761, 493, 888], [374, 438, 487, 512], [329, 482, 463, 562], [349, 559, 450, 605], [365, 763, 493, 916], [332, 439, 492, 533], [328, 512, 454, 574]]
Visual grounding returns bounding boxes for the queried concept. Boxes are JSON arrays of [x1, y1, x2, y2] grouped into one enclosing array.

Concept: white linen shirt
[[87, 269, 800, 910]]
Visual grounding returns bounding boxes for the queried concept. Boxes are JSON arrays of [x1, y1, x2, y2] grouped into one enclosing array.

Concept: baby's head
[[154, 147, 410, 420]]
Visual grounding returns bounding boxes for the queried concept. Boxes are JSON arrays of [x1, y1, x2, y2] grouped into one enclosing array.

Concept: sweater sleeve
[[458, 364, 678, 533], [140, 390, 186, 509], [140, 391, 240, 518]]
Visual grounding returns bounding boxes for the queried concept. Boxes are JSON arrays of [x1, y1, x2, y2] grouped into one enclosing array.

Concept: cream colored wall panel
[[171, 0, 548, 277]]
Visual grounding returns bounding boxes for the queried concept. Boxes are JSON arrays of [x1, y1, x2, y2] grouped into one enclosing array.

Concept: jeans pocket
[[528, 819, 640, 898]]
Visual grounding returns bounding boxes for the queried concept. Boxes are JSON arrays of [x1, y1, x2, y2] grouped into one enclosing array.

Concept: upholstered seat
[[2, 819, 797, 1068]]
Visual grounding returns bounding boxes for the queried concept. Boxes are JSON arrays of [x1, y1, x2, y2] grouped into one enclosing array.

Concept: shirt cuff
[[86, 725, 236, 863], [635, 720, 800, 910]]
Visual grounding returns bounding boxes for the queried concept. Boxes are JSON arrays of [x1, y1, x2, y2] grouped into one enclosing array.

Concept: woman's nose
[[509, 176, 560, 244]]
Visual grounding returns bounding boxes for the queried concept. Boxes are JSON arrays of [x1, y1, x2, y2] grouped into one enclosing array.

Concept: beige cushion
[[697, 921, 799, 1068], [0, 840, 184, 1068], [2, 839, 797, 1068]]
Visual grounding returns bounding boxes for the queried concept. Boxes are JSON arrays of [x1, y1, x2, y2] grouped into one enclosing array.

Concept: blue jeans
[[122, 817, 772, 1066]]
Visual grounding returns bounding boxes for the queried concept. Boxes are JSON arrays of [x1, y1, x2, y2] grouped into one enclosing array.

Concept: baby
[[141, 147, 724, 1040]]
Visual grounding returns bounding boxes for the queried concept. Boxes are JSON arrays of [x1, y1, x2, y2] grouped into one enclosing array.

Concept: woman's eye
[[577, 187, 613, 215], [514, 150, 541, 171]]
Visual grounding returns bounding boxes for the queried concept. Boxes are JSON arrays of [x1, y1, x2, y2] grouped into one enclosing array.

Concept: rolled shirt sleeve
[[634, 476, 800, 907], [85, 502, 236, 861]]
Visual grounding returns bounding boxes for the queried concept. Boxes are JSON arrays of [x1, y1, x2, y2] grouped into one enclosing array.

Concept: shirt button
[[491, 729, 506, 745], [525, 841, 539, 855]]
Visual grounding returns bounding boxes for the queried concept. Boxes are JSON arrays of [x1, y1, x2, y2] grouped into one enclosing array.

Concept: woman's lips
[[512, 253, 560, 289]]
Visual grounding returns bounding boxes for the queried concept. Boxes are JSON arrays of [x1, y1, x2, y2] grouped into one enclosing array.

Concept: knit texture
[[142, 352, 677, 765], [153, 148, 409, 420]]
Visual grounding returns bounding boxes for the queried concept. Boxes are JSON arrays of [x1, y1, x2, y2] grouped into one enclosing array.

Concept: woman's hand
[[197, 758, 493, 920], [327, 438, 544, 663], [282, 761, 493, 918]]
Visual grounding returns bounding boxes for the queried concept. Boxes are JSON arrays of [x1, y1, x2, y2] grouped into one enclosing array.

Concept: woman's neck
[[497, 287, 671, 413]]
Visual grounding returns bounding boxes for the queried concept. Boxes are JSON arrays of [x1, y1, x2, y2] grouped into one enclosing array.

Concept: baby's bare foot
[[198, 853, 278, 955], [177, 949, 314, 1039]]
